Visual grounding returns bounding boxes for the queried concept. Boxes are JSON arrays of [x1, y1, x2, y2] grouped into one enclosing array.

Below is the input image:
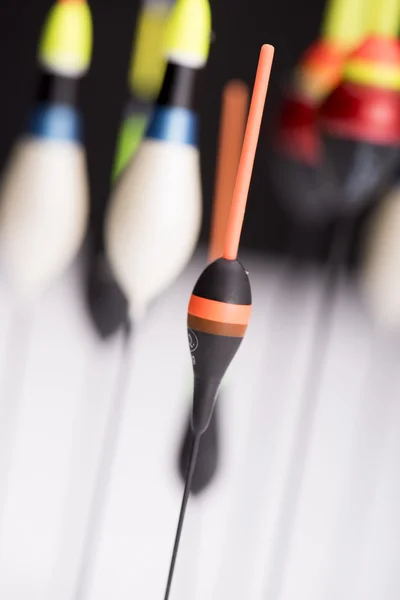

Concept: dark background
[[0, 0, 339, 260]]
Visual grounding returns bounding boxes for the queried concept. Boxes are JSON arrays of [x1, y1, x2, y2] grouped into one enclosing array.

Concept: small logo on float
[[188, 329, 199, 352]]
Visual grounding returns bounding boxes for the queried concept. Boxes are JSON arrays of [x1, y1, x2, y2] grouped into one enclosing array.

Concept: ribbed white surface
[[0, 250, 397, 600]]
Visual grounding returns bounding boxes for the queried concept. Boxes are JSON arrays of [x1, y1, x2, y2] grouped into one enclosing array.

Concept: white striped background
[[0, 248, 397, 600]]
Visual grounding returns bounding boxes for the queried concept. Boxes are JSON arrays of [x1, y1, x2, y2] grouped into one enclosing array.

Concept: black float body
[[187, 258, 252, 436]]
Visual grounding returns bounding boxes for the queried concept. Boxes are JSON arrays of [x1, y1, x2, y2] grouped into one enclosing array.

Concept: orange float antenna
[[208, 80, 249, 263], [223, 44, 275, 260]]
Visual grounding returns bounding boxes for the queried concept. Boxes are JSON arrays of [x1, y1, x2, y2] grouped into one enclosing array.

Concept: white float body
[[0, 137, 88, 302], [360, 189, 400, 328], [105, 137, 202, 320]]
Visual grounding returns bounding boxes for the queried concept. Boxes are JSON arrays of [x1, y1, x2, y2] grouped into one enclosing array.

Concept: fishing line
[[164, 433, 201, 600]]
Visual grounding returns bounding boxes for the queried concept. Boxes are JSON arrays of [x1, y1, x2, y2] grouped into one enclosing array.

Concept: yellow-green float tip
[[129, 1, 172, 100], [164, 0, 212, 69], [38, 0, 93, 77]]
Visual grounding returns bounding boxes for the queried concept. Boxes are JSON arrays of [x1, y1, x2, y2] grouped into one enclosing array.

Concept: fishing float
[[71, 2, 212, 597], [322, 6, 400, 582], [262, 4, 400, 593], [0, 0, 92, 545], [106, 0, 211, 324], [87, 0, 174, 339], [263, 3, 389, 591], [318, 0, 400, 216], [271, 0, 367, 226], [163, 43, 275, 600], [0, 0, 92, 302], [178, 80, 249, 495]]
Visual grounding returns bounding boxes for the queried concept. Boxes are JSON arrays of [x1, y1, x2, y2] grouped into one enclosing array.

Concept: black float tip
[[178, 403, 219, 495], [86, 249, 129, 339]]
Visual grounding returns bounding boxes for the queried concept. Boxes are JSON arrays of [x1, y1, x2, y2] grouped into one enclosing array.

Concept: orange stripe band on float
[[188, 294, 252, 324], [290, 41, 346, 102], [188, 314, 248, 337], [351, 37, 400, 66]]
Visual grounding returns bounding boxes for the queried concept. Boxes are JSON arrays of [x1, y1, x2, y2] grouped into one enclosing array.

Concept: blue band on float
[[26, 103, 82, 142], [145, 106, 198, 146]]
